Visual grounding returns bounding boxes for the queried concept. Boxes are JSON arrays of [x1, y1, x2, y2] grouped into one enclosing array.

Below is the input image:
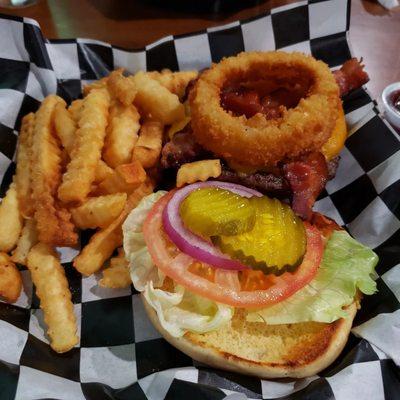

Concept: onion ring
[[189, 51, 340, 168]]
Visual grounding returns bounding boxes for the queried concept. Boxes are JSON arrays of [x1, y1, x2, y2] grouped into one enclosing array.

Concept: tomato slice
[[143, 192, 324, 308]]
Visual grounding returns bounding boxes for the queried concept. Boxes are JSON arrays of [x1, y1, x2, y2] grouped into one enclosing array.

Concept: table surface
[[1, 0, 399, 109]]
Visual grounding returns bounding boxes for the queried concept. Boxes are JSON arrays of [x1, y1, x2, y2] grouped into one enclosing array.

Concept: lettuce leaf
[[122, 191, 167, 291], [247, 230, 378, 324], [143, 281, 233, 337]]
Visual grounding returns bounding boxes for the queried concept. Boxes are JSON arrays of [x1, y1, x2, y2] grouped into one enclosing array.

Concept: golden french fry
[[103, 102, 140, 168], [99, 248, 131, 289], [27, 243, 78, 353], [133, 120, 163, 169], [68, 99, 83, 123], [147, 69, 198, 99], [0, 252, 22, 303], [83, 76, 108, 97], [107, 69, 137, 106], [71, 193, 127, 229], [132, 71, 185, 124], [0, 183, 23, 252], [31, 95, 77, 247], [176, 159, 222, 188], [54, 102, 76, 155], [97, 160, 146, 195], [11, 219, 38, 266], [74, 180, 154, 276], [15, 113, 35, 218], [94, 160, 114, 183], [58, 88, 111, 203]]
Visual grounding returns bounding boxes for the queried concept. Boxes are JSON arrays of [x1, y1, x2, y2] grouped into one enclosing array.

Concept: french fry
[[103, 102, 140, 168], [53, 103, 111, 182], [107, 69, 137, 106], [132, 71, 185, 124], [94, 160, 114, 183], [58, 88, 111, 203], [147, 69, 198, 99], [74, 180, 154, 276], [97, 160, 146, 195], [54, 102, 76, 155], [99, 248, 131, 289], [71, 193, 127, 229], [31, 95, 77, 247], [133, 119, 163, 169], [11, 219, 38, 266], [0, 252, 22, 303], [83, 76, 108, 97], [0, 183, 23, 252], [176, 159, 222, 188], [68, 99, 83, 123], [15, 113, 35, 218], [27, 243, 79, 353]]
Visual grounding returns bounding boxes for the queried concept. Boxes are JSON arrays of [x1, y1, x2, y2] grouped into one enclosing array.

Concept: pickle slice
[[213, 196, 306, 274], [180, 187, 256, 237]]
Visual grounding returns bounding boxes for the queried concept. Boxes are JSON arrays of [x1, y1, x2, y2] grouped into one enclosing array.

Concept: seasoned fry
[[99, 248, 131, 289], [83, 76, 108, 97], [133, 120, 163, 168], [176, 159, 222, 188], [94, 160, 114, 183], [74, 180, 154, 276], [147, 69, 198, 99], [97, 160, 146, 195], [27, 243, 78, 353], [103, 102, 140, 168], [107, 69, 137, 105], [31, 95, 77, 247], [0, 252, 22, 303], [0, 183, 23, 252], [58, 88, 111, 203], [54, 102, 76, 155], [15, 113, 35, 218], [71, 193, 127, 229], [132, 71, 185, 124], [68, 99, 83, 123], [11, 219, 38, 266]]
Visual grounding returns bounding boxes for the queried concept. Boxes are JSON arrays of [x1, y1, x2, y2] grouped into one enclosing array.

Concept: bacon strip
[[333, 58, 369, 97], [283, 152, 328, 221]]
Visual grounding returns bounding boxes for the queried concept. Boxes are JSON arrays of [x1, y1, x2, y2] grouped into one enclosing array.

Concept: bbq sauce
[[392, 90, 400, 113]]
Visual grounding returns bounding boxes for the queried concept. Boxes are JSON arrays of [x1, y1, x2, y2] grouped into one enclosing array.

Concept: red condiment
[[391, 90, 400, 113]]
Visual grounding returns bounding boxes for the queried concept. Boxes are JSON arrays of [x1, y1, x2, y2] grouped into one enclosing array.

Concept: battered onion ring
[[189, 52, 340, 167]]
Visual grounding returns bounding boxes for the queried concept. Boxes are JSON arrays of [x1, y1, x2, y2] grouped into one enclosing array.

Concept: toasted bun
[[142, 295, 357, 379]]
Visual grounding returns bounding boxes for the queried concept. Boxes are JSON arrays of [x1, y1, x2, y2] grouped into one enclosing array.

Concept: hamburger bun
[[142, 294, 357, 379]]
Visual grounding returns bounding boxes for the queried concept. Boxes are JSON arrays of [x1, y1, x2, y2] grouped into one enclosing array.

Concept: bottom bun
[[142, 294, 357, 379]]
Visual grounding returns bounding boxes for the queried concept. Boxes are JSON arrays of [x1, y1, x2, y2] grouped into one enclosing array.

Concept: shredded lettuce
[[247, 230, 378, 324], [143, 281, 233, 337], [122, 191, 167, 291], [123, 191, 233, 337]]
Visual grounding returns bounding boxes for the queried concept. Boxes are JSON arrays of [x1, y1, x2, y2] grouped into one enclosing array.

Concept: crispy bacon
[[333, 58, 369, 97], [283, 152, 328, 221], [161, 127, 210, 169]]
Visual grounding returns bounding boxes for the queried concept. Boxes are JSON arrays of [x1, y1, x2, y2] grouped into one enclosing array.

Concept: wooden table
[[1, 0, 399, 109]]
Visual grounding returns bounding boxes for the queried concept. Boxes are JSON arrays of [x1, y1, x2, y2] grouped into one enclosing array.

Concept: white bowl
[[382, 82, 400, 130]]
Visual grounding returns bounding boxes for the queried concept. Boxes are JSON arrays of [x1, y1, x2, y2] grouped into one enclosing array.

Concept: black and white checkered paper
[[0, 1, 399, 399]]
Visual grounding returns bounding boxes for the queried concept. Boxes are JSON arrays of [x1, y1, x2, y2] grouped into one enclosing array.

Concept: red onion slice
[[162, 181, 262, 270]]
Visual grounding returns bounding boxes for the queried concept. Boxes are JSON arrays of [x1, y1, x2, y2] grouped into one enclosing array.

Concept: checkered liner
[[0, 1, 399, 399]]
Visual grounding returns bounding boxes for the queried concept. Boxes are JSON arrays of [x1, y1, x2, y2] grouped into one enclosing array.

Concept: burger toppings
[[179, 187, 256, 237], [283, 152, 328, 221], [213, 196, 306, 275], [143, 190, 324, 308], [162, 181, 262, 271], [332, 58, 369, 97], [122, 190, 378, 337]]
